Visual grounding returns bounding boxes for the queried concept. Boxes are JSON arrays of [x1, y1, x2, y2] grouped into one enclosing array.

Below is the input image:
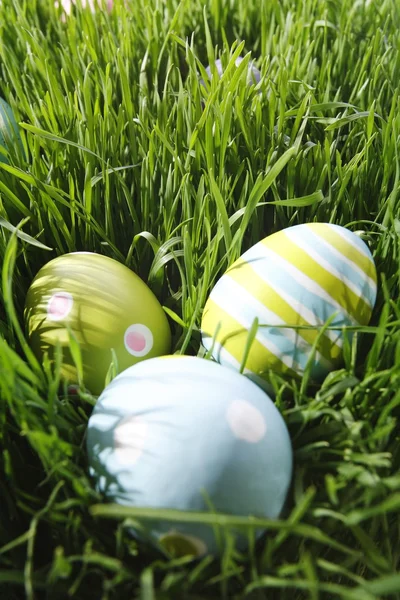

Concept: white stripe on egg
[[202, 337, 259, 377], [283, 228, 374, 307], [266, 282, 344, 349], [326, 224, 375, 261], [306, 227, 376, 297], [209, 277, 307, 373], [245, 244, 359, 325]]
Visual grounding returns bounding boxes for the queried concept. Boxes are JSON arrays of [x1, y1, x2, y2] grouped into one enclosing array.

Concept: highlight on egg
[[201, 223, 377, 382], [24, 252, 171, 395], [86, 355, 293, 557]]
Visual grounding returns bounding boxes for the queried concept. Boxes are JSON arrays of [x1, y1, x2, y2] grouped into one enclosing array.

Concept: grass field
[[0, 0, 400, 598]]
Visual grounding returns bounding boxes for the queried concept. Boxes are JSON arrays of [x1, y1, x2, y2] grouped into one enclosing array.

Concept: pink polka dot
[[126, 331, 146, 353], [49, 296, 68, 316], [124, 324, 153, 357], [47, 292, 73, 321]]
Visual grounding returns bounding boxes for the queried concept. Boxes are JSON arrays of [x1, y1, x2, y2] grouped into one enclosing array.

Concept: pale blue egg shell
[[86, 356, 293, 555]]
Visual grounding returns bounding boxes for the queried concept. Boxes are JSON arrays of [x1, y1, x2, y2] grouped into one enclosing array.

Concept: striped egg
[[201, 223, 377, 381]]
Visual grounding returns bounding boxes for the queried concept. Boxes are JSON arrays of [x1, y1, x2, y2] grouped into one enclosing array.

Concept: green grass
[[0, 0, 400, 597]]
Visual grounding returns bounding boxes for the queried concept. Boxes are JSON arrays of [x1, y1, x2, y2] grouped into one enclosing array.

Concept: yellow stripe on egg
[[261, 235, 372, 325], [201, 299, 297, 377], [225, 261, 341, 363], [306, 223, 377, 283]]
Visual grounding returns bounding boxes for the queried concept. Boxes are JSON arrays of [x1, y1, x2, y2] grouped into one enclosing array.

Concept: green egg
[[0, 98, 23, 163], [24, 252, 172, 395]]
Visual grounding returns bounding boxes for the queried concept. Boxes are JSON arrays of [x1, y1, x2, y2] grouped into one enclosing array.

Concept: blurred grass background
[[0, 0, 399, 598]]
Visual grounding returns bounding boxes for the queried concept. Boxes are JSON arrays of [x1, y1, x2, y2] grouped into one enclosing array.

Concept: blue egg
[[86, 356, 293, 557]]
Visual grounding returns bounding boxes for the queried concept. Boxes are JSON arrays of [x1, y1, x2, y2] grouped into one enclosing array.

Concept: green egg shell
[[24, 252, 171, 395], [0, 98, 23, 163]]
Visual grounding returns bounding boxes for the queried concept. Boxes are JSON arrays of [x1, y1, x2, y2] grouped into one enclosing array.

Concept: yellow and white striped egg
[[201, 223, 377, 380]]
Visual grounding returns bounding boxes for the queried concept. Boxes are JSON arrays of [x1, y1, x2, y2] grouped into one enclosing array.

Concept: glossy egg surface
[[86, 355, 293, 556], [201, 223, 377, 380], [25, 252, 171, 394]]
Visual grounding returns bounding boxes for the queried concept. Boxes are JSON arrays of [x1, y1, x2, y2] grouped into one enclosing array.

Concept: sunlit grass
[[0, 0, 399, 598]]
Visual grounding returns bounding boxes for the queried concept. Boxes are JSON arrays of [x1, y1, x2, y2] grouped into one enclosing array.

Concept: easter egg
[[25, 252, 171, 395], [0, 98, 23, 163], [202, 56, 261, 86], [201, 223, 377, 381], [86, 355, 293, 557]]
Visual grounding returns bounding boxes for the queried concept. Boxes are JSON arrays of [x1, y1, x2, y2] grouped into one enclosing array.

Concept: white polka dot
[[113, 417, 148, 465], [124, 324, 153, 357], [47, 291, 73, 321], [226, 400, 267, 443]]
